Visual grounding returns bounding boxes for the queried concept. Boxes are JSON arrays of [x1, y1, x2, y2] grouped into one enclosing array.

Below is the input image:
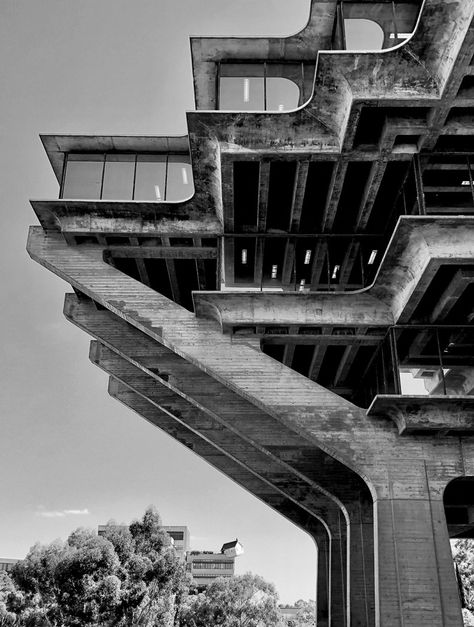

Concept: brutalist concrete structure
[[27, 1, 474, 625]]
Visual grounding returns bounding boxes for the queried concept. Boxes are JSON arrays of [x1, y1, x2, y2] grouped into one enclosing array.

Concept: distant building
[[186, 551, 235, 588], [162, 525, 190, 558], [278, 606, 299, 622], [98, 524, 241, 587], [98, 524, 189, 558], [186, 538, 243, 589], [221, 538, 244, 557], [0, 558, 20, 573]]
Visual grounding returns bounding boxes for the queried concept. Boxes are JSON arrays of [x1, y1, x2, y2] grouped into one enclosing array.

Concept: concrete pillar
[[375, 496, 463, 627], [315, 531, 330, 627], [347, 497, 375, 627]]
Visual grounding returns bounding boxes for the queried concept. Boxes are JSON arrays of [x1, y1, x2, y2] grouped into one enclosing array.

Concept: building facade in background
[[27, 1, 474, 625], [98, 524, 240, 587], [0, 559, 20, 574]]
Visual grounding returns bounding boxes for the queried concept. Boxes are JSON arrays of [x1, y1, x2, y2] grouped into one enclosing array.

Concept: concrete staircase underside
[[28, 225, 474, 626]]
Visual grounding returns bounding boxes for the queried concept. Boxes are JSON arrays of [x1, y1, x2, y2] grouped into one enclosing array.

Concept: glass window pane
[[344, 19, 384, 51], [219, 77, 265, 111], [166, 155, 194, 201], [135, 155, 167, 201], [266, 77, 300, 112], [102, 154, 135, 200], [62, 154, 104, 199]]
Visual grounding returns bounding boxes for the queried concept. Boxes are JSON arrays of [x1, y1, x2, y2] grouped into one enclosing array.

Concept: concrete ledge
[[367, 394, 474, 434]]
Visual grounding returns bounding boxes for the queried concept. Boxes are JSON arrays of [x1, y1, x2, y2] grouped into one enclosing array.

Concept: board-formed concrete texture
[[27, 1, 474, 625]]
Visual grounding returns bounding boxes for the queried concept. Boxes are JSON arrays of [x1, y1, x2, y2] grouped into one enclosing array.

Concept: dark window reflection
[[63, 154, 104, 199], [102, 154, 135, 200]]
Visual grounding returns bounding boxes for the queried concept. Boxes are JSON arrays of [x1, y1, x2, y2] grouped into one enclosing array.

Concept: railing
[[354, 325, 474, 407]]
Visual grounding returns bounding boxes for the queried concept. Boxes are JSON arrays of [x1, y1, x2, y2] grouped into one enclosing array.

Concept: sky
[[0, 0, 385, 605], [0, 0, 321, 604]]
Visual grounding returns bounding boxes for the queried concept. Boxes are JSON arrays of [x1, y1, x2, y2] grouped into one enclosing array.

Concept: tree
[[453, 540, 474, 611], [291, 599, 316, 627], [179, 572, 279, 627], [0, 506, 190, 626]]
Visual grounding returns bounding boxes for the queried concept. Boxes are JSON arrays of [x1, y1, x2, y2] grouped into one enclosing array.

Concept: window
[[62, 153, 104, 199], [191, 561, 233, 570], [62, 153, 194, 201], [102, 154, 135, 200], [167, 531, 184, 541], [218, 63, 300, 112], [134, 155, 167, 200], [344, 19, 384, 50]]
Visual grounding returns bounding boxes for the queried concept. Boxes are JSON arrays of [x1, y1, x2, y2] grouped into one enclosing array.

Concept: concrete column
[[313, 528, 330, 627], [347, 498, 375, 627], [329, 520, 348, 627], [375, 496, 463, 627]]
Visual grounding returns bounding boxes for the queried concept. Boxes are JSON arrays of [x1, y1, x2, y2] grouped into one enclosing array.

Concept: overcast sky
[[0, 0, 323, 604]]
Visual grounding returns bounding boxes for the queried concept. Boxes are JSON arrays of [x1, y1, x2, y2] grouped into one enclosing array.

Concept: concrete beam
[[106, 245, 217, 259], [64, 295, 370, 507], [194, 217, 474, 328]]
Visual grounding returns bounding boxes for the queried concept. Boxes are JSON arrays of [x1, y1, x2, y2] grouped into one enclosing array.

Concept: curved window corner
[[343, 19, 384, 51], [218, 63, 301, 112], [266, 77, 300, 112]]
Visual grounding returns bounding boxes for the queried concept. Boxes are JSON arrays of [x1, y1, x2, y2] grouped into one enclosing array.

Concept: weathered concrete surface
[[31, 199, 222, 236], [368, 395, 474, 434], [28, 226, 474, 626], [110, 382, 337, 626], [194, 217, 474, 328], [26, 3, 474, 624]]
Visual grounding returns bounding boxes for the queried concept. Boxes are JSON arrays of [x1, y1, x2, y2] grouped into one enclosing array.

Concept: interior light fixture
[[271, 264, 278, 279], [461, 180, 470, 186], [389, 32, 411, 38], [154, 185, 162, 200], [368, 249, 378, 265], [331, 265, 340, 280], [243, 78, 250, 103], [181, 167, 189, 185], [304, 249, 312, 265], [241, 249, 248, 264]]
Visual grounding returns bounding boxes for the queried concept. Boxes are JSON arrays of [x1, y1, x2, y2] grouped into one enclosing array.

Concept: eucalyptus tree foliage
[[178, 572, 280, 627], [452, 540, 474, 627], [0, 507, 189, 627]]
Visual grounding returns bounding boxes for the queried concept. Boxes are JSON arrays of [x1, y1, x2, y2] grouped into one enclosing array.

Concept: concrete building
[[186, 539, 242, 588], [0, 558, 20, 573], [186, 548, 236, 589], [162, 525, 190, 559], [26, 1, 474, 625], [98, 524, 238, 586], [98, 524, 190, 559]]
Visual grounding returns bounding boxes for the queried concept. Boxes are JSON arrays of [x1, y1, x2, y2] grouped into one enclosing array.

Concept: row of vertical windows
[[191, 561, 233, 570], [216, 22, 392, 114], [62, 153, 194, 201], [218, 63, 301, 112]]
